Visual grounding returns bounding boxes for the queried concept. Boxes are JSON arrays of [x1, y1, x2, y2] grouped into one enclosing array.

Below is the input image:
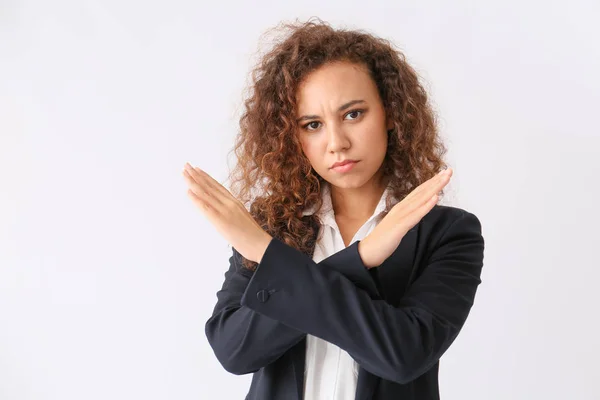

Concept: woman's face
[[295, 61, 393, 190]]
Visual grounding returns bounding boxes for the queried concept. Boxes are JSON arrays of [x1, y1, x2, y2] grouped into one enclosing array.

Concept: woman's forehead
[[295, 64, 378, 111]]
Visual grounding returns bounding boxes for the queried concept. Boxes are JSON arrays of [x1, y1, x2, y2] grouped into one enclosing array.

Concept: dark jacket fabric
[[205, 204, 485, 399]]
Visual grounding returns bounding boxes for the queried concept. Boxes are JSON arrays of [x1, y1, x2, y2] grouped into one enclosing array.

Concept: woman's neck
[[329, 174, 389, 220]]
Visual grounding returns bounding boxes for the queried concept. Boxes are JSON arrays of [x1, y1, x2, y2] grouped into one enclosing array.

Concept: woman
[[182, 18, 485, 400]]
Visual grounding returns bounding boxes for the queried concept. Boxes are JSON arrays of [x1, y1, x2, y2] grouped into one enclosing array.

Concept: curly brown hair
[[226, 18, 448, 271]]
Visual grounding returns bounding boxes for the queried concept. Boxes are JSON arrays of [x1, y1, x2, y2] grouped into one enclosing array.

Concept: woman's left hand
[[358, 168, 453, 268], [182, 162, 273, 263]]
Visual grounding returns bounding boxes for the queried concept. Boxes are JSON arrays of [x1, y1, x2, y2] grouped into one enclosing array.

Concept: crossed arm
[[205, 211, 484, 384]]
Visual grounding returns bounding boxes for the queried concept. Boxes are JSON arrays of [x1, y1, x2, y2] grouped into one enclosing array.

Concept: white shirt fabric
[[301, 181, 398, 400]]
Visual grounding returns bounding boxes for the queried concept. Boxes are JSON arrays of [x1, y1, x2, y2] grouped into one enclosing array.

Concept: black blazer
[[205, 204, 485, 400]]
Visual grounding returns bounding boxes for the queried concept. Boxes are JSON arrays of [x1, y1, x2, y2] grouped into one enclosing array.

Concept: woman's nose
[[326, 125, 350, 152]]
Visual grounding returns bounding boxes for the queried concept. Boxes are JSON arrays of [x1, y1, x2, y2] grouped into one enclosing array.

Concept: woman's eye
[[304, 121, 320, 131], [303, 110, 364, 131], [346, 110, 364, 119]]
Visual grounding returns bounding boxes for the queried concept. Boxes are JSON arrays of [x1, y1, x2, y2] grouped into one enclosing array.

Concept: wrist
[[254, 233, 273, 264], [358, 239, 378, 269]]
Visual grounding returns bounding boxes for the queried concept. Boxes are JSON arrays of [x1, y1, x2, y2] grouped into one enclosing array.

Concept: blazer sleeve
[[204, 242, 380, 375], [240, 211, 485, 384]]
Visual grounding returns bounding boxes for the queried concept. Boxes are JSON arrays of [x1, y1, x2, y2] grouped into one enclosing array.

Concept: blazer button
[[257, 289, 269, 303]]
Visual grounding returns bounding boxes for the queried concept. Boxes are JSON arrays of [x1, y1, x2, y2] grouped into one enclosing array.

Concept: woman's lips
[[331, 161, 358, 173]]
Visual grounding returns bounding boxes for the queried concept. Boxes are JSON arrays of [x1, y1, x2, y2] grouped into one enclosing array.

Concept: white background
[[1, 0, 599, 399]]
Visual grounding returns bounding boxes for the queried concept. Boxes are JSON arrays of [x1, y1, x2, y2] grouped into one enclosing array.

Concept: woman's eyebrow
[[296, 99, 366, 122]]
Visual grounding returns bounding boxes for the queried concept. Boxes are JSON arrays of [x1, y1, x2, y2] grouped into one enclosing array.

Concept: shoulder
[[417, 205, 483, 252], [422, 204, 480, 228]]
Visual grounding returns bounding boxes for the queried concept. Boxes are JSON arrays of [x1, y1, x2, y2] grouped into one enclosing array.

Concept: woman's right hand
[[358, 168, 453, 268]]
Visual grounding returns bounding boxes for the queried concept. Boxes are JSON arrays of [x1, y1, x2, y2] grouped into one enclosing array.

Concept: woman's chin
[[327, 175, 372, 190]]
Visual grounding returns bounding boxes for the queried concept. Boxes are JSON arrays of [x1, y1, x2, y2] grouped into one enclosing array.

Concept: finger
[[187, 188, 209, 209], [193, 167, 232, 199], [402, 193, 439, 231], [191, 167, 246, 217], [428, 168, 452, 196], [414, 171, 451, 215], [389, 169, 451, 233], [405, 168, 451, 200], [183, 163, 207, 187], [404, 168, 452, 208], [396, 172, 450, 226], [183, 169, 221, 205], [184, 164, 230, 203], [413, 171, 451, 211]]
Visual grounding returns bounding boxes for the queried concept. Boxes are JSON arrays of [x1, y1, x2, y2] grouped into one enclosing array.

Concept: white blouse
[[301, 181, 397, 400]]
